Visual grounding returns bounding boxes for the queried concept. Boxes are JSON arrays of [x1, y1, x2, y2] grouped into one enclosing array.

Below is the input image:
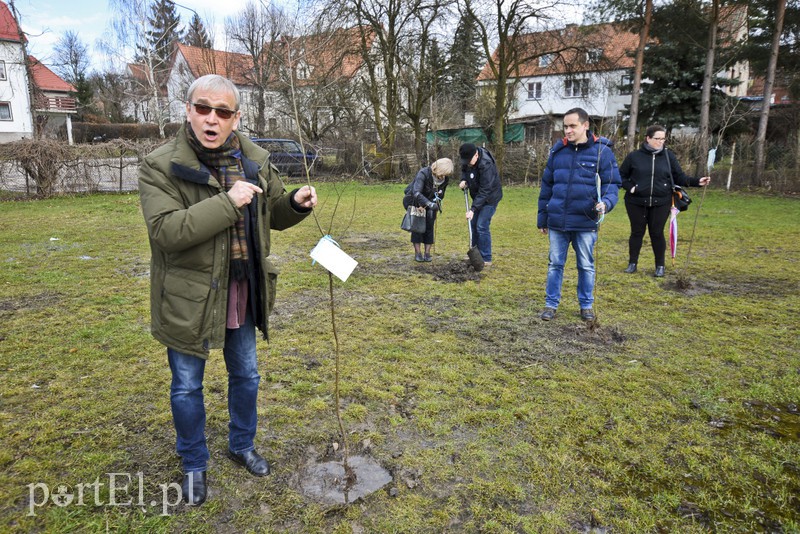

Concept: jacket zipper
[[649, 154, 655, 206]]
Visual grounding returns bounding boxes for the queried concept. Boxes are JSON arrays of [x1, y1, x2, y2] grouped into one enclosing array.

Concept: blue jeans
[[545, 229, 598, 310], [470, 204, 497, 262], [167, 312, 261, 472]]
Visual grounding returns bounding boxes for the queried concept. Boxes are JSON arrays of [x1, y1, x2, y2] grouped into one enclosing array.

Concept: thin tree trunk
[[754, 0, 787, 185], [697, 0, 719, 176], [626, 0, 653, 153]]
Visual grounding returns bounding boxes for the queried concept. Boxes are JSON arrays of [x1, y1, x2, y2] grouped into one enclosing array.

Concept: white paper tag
[[310, 236, 358, 282]]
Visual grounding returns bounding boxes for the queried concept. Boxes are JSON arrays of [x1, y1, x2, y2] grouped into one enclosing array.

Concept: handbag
[[666, 150, 691, 212], [400, 205, 427, 233], [672, 185, 691, 212]]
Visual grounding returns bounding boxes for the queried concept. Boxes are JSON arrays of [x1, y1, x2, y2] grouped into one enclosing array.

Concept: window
[[587, 49, 602, 64], [619, 74, 633, 95], [0, 61, 6, 81], [0, 102, 12, 120], [538, 54, 554, 68], [564, 78, 589, 98], [527, 82, 542, 100]]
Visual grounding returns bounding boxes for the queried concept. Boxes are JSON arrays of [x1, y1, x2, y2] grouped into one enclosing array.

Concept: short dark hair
[[564, 107, 590, 124], [645, 125, 667, 138]]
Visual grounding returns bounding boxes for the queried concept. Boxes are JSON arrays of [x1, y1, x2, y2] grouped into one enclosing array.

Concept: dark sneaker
[[540, 307, 556, 321], [415, 253, 424, 262], [423, 254, 432, 262], [580, 308, 596, 322], [654, 266, 665, 277], [624, 263, 637, 274]]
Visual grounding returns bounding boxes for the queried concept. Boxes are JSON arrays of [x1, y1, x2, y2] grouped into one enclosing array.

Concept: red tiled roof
[[174, 44, 254, 85], [478, 23, 642, 81], [174, 26, 374, 88], [0, 0, 23, 43], [29, 56, 76, 93]]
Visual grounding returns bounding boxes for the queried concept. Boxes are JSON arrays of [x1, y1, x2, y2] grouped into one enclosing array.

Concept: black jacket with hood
[[620, 144, 701, 207]]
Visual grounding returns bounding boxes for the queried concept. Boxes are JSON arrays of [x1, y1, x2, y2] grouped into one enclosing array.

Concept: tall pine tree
[[183, 13, 212, 48], [637, 0, 738, 129], [143, 0, 183, 72], [447, 12, 483, 112]]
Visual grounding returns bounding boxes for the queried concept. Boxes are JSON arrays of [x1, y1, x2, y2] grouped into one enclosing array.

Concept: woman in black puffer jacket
[[402, 158, 453, 262], [619, 125, 711, 277]]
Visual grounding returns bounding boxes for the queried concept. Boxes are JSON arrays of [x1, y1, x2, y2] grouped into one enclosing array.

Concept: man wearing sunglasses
[[139, 74, 317, 506]]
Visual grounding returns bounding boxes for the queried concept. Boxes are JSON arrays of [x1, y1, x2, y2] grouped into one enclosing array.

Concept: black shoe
[[580, 308, 596, 322], [423, 254, 432, 262], [415, 253, 424, 262], [540, 307, 556, 321], [182, 471, 207, 506], [654, 266, 665, 278], [228, 449, 271, 476], [624, 263, 637, 274]]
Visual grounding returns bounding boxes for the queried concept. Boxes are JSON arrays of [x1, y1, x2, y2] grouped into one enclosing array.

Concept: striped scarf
[[187, 128, 251, 280]]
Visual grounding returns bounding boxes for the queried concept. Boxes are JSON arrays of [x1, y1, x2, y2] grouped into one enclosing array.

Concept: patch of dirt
[[438, 312, 629, 368], [666, 275, 798, 298], [0, 291, 62, 313]]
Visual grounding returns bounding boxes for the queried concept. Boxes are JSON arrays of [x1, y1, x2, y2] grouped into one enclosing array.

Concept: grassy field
[[1, 184, 798, 533]]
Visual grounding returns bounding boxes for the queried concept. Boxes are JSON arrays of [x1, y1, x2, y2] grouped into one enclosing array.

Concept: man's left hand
[[466, 209, 474, 221], [595, 202, 606, 214], [293, 185, 318, 209]]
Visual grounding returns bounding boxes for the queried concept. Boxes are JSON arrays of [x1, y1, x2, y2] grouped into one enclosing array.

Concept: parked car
[[251, 138, 317, 176]]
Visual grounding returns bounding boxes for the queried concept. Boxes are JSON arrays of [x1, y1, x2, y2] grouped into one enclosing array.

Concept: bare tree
[[462, 0, 567, 167], [102, 0, 180, 137], [397, 4, 448, 167], [225, 1, 286, 135], [754, 0, 787, 185], [343, 0, 428, 178], [274, 25, 372, 142]]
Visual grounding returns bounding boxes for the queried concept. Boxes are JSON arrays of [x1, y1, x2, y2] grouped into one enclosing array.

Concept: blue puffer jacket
[[537, 133, 621, 232]]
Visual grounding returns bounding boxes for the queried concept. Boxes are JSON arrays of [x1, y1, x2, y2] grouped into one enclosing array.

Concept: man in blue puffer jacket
[[537, 107, 621, 322]]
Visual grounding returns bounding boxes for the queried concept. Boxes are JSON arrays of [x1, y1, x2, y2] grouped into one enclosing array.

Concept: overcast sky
[[13, 0, 253, 72]]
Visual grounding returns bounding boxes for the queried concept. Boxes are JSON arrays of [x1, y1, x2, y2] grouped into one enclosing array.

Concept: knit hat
[[459, 143, 477, 165]]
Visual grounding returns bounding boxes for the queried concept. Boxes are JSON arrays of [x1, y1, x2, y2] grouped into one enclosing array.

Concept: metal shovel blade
[[467, 246, 485, 271], [464, 188, 485, 272]]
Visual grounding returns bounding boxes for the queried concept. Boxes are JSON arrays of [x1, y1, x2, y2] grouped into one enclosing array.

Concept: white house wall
[[509, 69, 631, 122], [0, 41, 33, 141]]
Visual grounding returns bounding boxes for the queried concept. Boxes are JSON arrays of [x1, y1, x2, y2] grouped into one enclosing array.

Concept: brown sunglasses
[[191, 102, 237, 120]]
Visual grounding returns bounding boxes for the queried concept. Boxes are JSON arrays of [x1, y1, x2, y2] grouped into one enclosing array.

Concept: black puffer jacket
[[403, 166, 448, 209], [620, 145, 701, 207]]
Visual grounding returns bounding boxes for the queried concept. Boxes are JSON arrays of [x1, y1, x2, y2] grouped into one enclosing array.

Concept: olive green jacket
[[139, 127, 310, 358]]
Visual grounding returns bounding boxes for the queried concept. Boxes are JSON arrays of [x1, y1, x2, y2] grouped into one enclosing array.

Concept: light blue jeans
[[167, 312, 261, 472], [545, 229, 598, 310]]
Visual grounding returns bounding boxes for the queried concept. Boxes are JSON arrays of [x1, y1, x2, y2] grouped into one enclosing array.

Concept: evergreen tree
[[183, 13, 213, 48], [637, 0, 738, 129], [142, 0, 183, 69], [446, 12, 483, 111]]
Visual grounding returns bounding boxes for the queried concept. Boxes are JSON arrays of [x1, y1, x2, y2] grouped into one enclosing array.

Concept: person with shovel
[[537, 108, 621, 322], [459, 143, 503, 267], [403, 158, 454, 262]]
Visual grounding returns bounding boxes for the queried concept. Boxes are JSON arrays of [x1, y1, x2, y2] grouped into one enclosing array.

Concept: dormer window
[[587, 48, 602, 63], [538, 54, 554, 68]]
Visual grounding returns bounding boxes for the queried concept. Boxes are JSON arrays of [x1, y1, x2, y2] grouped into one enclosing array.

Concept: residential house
[[475, 23, 640, 141], [476, 16, 752, 142], [0, 0, 76, 143], [159, 26, 375, 138]]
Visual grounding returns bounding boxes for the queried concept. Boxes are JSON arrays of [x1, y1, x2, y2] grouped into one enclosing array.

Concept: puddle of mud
[[297, 455, 392, 505]]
